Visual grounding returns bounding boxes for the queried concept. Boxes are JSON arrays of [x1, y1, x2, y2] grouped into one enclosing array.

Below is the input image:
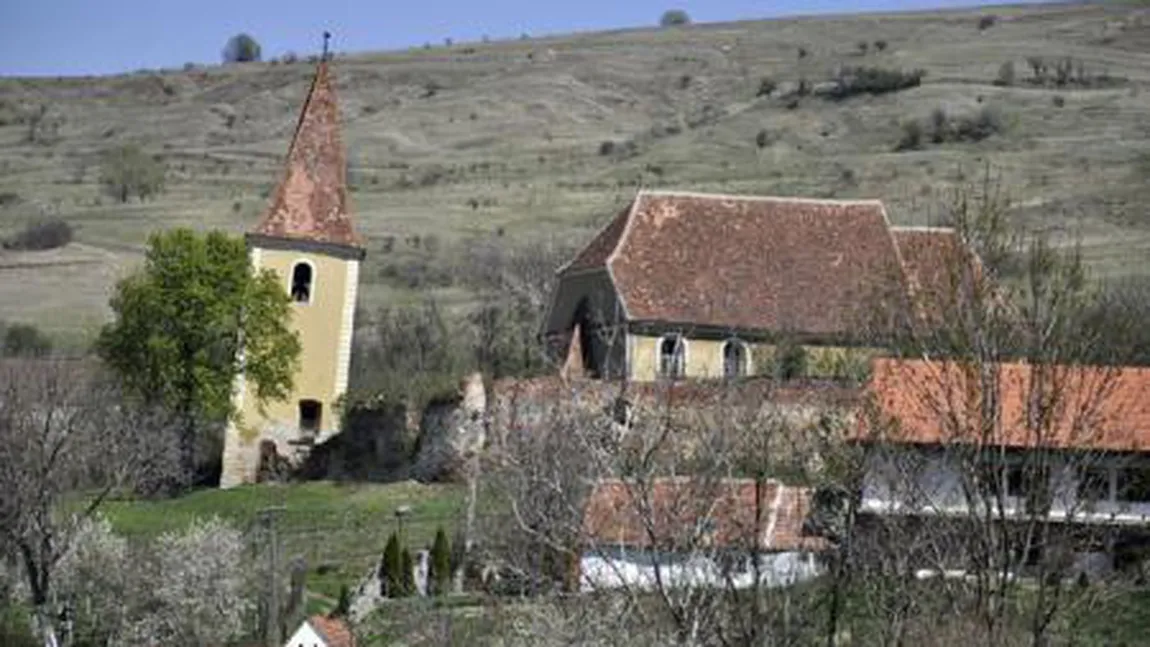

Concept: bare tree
[[853, 163, 1133, 646], [0, 358, 178, 645], [483, 377, 854, 646]]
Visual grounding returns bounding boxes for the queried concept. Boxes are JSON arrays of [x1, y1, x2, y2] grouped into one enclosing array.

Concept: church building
[[220, 56, 364, 488]]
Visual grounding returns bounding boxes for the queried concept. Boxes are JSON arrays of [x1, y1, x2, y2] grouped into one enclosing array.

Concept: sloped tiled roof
[[561, 191, 911, 337], [252, 61, 363, 249], [582, 477, 828, 552], [857, 358, 1150, 451], [308, 615, 355, 647]]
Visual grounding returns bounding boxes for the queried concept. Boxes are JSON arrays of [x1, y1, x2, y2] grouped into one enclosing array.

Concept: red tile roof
[[252, 61, 363, 249], [582, 477, 828, 552], [857, 358, 1150, 451], [891, 227, 990, 325], [562, 191, 911, 337], [308, 615, 355, 647]]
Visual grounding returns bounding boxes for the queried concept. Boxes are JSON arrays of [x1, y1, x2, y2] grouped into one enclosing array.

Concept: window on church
[[299, 400, 322, 436], [658, 334, 685, 380], [723, 340, 748, 379], [291, 262, 313, 303]]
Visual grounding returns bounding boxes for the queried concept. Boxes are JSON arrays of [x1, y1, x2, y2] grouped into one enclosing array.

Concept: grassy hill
[[1, 1, 1149, 342]]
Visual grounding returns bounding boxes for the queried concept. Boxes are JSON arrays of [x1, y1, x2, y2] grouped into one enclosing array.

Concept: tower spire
[[250, 51, 362, 250]]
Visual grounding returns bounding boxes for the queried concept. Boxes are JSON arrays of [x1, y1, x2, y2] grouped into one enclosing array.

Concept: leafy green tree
[[428, 527, 452, 596], [2, 323, 52, 358], [96, 229, 299, 485], [222, 33, 262, 63], [99, 144, 165, 203], [660, 9, 691, 26]]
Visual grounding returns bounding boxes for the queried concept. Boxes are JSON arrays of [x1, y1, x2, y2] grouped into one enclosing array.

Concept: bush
[[994, 60, 1015, 86], [874, 40, 888, 52], [3, 218, 72, 251], [776, 341, 808, 380], [828, 66, 924, 100], [1052, 95, 1065, 108], [929, 107, 949, 144], [222, 33, 261, 63], [953, 106, 1004, 142], [99, 144, 165, 202], [978, 15, 998, 30], [3, 323, 52, 358], [755, 129, 771, 149], [660, 9, 691, 27], [896, 119, 924, 151], [756, 77, 777, 97]]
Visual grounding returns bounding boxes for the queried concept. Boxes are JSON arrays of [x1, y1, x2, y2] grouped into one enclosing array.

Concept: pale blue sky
[[2, 1, 1036, 77]]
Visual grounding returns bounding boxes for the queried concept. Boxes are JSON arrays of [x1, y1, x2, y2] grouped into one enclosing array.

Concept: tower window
[[299, 399, 322, 435], [658, 334, 686, 380], [291, 262, 313, 303], [723, 339, 748, 379]]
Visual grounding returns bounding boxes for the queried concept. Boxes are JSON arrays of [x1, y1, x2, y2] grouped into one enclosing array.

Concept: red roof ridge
[[635, 189, 887, 208]]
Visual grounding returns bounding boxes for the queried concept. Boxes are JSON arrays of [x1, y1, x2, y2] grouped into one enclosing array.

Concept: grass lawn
[[100, 480, 467, 603]]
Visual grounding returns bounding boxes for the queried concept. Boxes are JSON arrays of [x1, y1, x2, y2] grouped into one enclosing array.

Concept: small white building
[[578, 477, 828, 592], [284, 615, 354, 647]]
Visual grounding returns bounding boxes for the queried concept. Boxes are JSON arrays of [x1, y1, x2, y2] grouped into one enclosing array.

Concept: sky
[[1, 0, 1036, 77]]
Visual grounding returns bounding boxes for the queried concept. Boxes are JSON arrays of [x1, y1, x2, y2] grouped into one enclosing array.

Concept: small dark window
[[291, 262, 313, 303], [659, 335, 685, 379], [723, 340, 747, 379], [299, 400, 322, 435], [1078, 468, 1110, 503], [1118, 467, 1150, 503]]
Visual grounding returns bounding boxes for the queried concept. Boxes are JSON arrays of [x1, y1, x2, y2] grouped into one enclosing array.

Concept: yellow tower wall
[[220, 245, 359, 488]]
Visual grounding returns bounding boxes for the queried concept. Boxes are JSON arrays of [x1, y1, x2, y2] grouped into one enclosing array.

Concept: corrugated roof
[[859, 358, 1150, 451], [562, 191, 911, 336], [252, 60, 363, 249], [582, 477, 828, 552]]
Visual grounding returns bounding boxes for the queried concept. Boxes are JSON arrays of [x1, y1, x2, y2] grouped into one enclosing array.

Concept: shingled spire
[[252, 55, 363, 249]]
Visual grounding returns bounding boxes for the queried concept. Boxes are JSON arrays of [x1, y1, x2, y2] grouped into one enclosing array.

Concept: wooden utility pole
[[259, 505, 286, 647]]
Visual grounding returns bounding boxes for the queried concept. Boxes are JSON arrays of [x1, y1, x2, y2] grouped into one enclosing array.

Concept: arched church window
[[291, 262, 313, 303], [658, 334, 686, 380], [723, 339, 749, 379]]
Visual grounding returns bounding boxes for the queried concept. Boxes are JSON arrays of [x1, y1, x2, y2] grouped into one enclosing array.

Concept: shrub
[[3, 218, 72, 251], [797, 46, 808, 59], [828, 66, 924, 100], [99, 144, 165, 202], [978, 15, 998, 30], [660, 9, 691, 27], [3, 323, 52, 358], [429, 527, 452, 595], [678, 74, 692, 89], [757, 77, 777, 97], [857, 41, 869, 55], [1052, 94, 1065, 108], [755, 129, 771, 149], [222, 33, 261, 63], [598, 140, 616, 156], [929, 107, 949, 144], [995, 60, 1015, 86], [400, 546, 415, 596], [776, 341, 808, 380], [282, 51, 298, 64], [953, 106, 1004, 142], [896, 119, 924, 151], [1026, 56, 1047, 82], [874, 40, 888, 52]]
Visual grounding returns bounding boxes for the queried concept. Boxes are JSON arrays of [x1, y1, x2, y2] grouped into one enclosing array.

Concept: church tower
[[220, 55, 364, 488]]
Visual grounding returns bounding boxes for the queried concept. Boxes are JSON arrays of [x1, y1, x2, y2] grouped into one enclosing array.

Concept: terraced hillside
[[1, 1, 1148, 341]]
